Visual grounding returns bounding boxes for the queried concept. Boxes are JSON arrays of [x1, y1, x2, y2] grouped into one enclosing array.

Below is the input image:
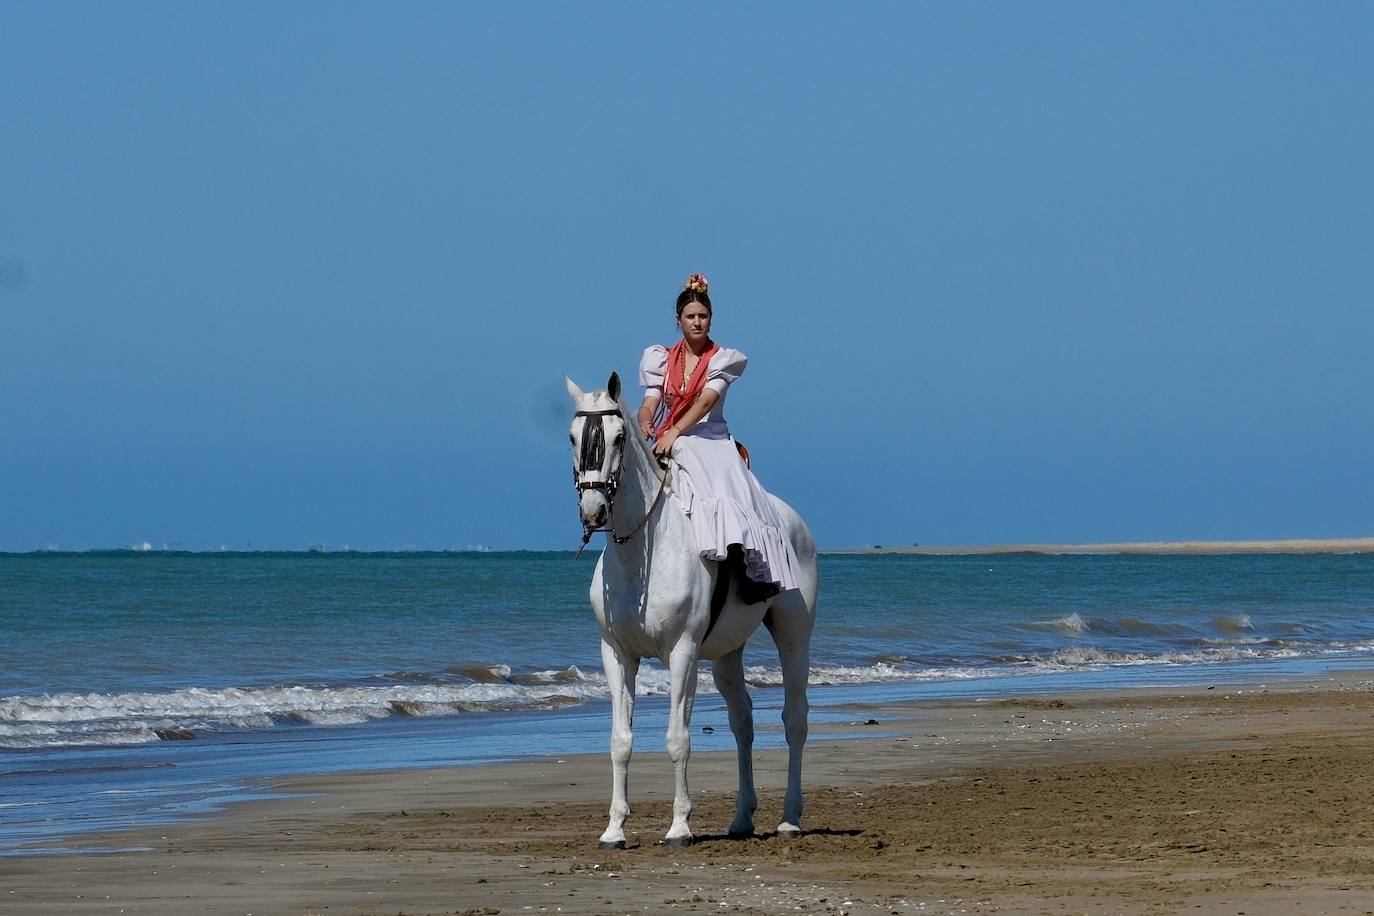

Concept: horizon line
[[5, 536, 1374, 557]]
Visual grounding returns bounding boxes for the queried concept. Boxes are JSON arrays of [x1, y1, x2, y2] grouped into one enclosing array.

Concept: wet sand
[[6, 677, 1374, 915]]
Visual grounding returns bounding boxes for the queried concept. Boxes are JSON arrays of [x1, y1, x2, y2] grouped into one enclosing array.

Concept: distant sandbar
[[832, 537, 1374, 556]]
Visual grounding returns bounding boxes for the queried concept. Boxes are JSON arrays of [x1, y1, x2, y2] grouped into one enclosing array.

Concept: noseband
[[572, 407, 669, 556]]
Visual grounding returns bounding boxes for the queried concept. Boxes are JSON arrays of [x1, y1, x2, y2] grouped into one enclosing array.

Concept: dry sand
[[6, 677, 1374, 915]]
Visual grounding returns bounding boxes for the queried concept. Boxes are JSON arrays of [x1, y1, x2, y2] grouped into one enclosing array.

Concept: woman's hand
[[638, 395, 661, 442], [652, 427, 679, 457]]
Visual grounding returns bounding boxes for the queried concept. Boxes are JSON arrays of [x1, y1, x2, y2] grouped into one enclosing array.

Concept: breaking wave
[[1022, 613, 1274, 640], [1212, 614, 1256, 633], [0, 673, 613, 750], [7, 635, 1374, 750], [0, 661, 978, 750], [1032, 644, 1301, 670], [1025, 613, 1091, 635]]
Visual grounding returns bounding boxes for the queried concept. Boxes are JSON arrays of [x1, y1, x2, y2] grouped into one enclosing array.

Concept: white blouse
[[640, 345, 747, 398], [639, 345, 748, 436]]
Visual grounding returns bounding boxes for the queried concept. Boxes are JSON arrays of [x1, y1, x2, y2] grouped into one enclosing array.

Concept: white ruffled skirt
[[669, 431, 801, 592]]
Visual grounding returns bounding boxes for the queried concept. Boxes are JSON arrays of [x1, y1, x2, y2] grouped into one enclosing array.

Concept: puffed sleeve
[[639, 345, 668, 398], [704, 347, 747, 396]]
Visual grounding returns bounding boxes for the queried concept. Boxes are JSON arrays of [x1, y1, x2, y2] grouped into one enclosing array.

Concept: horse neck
[[608, 403, 665, 538]]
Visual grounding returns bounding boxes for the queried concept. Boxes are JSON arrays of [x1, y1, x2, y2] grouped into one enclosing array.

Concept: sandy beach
[[6, 675, 1374, 915]]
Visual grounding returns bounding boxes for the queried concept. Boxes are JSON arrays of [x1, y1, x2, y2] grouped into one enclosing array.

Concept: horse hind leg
[[711, 645, 757, 837], [766, 592, 812, 836], [598, 640, 638, 850]]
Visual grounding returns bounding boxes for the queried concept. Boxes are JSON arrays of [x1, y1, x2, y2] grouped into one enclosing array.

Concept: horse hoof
[[777, 826, 802, 838], [728, 830, 753, 840], [597, 840, 627, 850], [662, 836, 693, 847]]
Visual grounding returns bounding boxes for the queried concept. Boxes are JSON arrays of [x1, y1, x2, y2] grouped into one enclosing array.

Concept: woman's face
[[678, 302, 712, 345]]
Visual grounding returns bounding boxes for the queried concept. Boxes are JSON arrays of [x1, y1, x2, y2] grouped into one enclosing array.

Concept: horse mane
[[614, 395, 666, 483]]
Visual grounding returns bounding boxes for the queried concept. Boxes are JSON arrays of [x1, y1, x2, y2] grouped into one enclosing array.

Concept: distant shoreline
[[831, 537, 1374, 556]]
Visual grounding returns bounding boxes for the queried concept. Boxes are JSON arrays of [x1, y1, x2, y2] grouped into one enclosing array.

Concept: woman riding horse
[[566, 272, 817, 846], [638, 273, 801, 601]]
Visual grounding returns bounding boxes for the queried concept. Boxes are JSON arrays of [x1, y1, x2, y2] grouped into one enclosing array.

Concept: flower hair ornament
[[683, 273, 709, 295]]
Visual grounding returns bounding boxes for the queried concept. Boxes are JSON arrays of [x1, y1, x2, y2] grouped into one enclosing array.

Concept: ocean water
[[2, 549, 1373, 852]]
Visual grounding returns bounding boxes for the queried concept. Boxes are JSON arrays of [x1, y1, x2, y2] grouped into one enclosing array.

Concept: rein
[[573, 408, 671, 558], [575, 465, 670, 559]]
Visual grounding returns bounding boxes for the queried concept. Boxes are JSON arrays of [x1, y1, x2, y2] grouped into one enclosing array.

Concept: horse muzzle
[[579, 490, 610, 531]]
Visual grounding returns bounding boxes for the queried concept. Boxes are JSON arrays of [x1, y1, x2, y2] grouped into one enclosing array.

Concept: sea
[[3, 549, 1373, 854]]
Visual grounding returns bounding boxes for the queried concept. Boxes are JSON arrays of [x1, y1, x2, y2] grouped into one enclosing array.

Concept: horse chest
[[596, 574, 700, 655]]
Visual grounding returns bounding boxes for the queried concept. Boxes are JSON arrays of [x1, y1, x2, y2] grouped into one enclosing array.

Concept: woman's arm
[[651, 388, 720, 456], [637, 394, 661, 439]]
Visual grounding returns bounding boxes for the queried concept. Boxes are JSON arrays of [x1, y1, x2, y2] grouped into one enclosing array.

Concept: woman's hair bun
[[675, 272, 712, 316]]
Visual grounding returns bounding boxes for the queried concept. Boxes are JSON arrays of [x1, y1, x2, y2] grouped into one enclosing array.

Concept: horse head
[[566, 372, 628, 535]]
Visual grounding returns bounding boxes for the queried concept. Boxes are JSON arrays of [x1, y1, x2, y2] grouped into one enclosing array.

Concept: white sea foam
[[4, 634, 1369, 750], [0, 722, 164, 750], [0, 662, 975, 749], [742, 662, 981, 688], [1029, 643, 1304, 672], [0, 679, 620, 750], [1026, 613, 1090, 635]]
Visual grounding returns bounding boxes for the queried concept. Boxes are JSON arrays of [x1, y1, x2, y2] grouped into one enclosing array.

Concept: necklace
[[681, 352, 698, 392]]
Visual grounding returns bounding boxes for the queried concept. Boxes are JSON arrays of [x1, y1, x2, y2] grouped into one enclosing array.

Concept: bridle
[[572, 407, 670, 557]]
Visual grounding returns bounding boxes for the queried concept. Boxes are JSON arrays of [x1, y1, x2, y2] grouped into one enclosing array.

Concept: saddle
[[655, 439, 751, 470]]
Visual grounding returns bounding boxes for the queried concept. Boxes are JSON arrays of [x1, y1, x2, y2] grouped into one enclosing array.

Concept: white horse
[[566, 372, 818, 848]]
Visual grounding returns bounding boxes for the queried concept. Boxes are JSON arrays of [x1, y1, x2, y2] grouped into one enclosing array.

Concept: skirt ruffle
[[670, 433, 801, 592], [685, 494, 801, 591]]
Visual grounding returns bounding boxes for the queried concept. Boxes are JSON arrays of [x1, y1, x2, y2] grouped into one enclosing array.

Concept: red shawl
[[652, 339, 719, 438]]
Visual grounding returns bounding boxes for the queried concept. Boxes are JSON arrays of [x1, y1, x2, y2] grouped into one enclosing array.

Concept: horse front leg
[[711, 645, 757, 837], [767, 596, 812, 836], [663, 636, 700, 846], [598, 639, 639, 850]]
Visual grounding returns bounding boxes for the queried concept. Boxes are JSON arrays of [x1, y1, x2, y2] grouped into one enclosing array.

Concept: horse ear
[[607, 372, 621, 402], [564, 375, 585, 403]]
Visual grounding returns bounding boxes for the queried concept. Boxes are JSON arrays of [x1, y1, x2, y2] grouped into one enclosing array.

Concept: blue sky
[[2, 3, 1371, 551]]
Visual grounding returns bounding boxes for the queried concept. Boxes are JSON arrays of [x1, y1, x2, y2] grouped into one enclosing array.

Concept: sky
[[1, 3, 1371, 551]]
